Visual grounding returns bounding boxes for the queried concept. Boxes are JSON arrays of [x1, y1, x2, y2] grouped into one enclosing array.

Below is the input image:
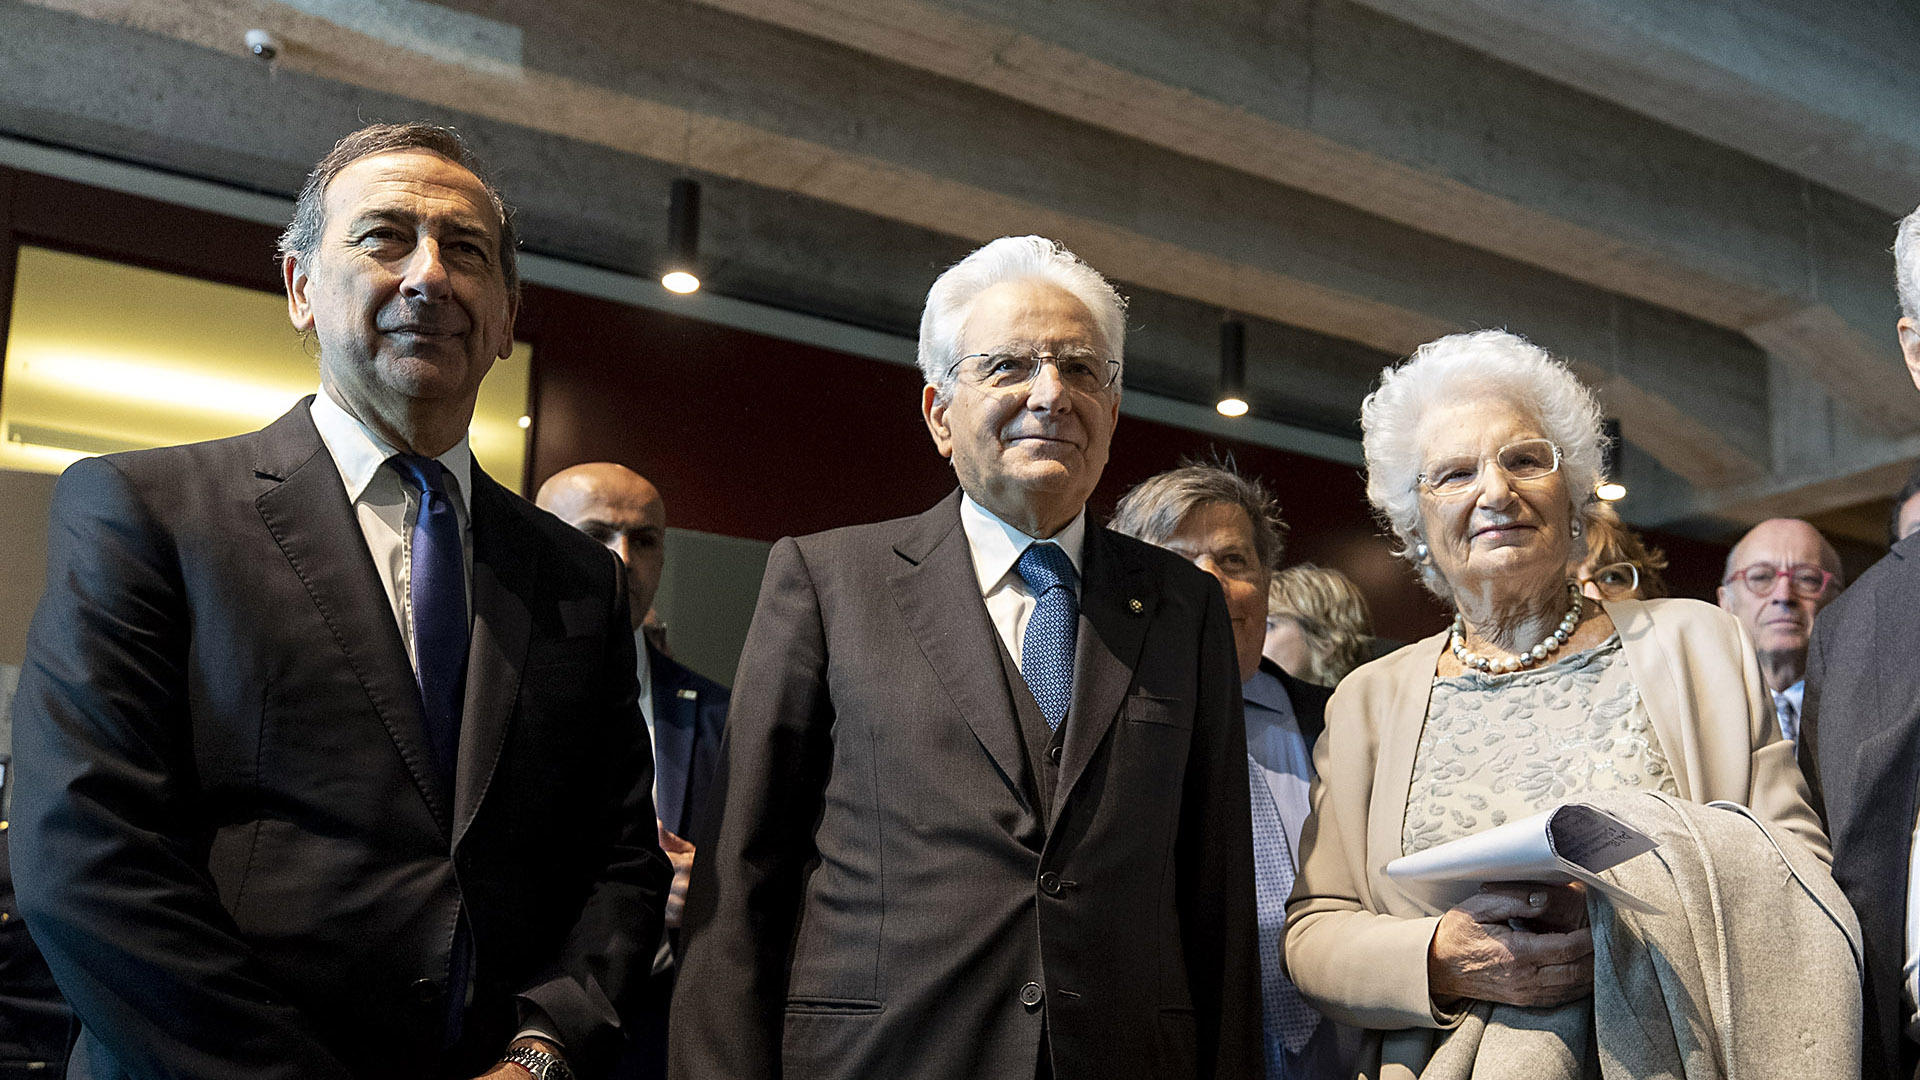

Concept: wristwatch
[[502, 1044, 575, 1080]]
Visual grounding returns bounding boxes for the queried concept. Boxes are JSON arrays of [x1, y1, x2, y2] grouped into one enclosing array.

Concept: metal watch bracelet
[[501, 1044, 575, 1080]]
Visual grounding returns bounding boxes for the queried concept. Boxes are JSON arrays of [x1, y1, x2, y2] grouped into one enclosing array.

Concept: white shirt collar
[[1776, 679, 1805, 713], [958, 493, 1087, 598], [309, 386, 473, 512]]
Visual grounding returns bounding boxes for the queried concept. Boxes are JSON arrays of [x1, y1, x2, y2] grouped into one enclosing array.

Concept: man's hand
[[1427, 882, 1593, 1009], [660, 821, 696, 929]]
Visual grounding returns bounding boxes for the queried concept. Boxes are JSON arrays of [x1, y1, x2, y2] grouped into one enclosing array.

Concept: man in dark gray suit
[[11, 123, 667, 1080], [1802, 201, 1920, 1080], [668, 236, 1260, 1079]]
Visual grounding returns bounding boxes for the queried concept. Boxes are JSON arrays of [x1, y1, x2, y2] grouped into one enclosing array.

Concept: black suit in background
[[1272, 664, 1332, 750], [1802, 530, 1920, 1080], [646, 645, 730, 848], [669, 490, 1261, 1080], [11, 402, 669, 1080], [614, 645, 728, 1080], [0, 825, 70, 1076]]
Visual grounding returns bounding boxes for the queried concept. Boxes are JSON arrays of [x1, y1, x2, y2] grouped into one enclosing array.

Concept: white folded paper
[[1384, 802, 1663, 915]]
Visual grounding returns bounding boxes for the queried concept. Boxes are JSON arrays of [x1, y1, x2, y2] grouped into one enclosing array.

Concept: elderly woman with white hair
[[1282, 330, 1849, 1079]]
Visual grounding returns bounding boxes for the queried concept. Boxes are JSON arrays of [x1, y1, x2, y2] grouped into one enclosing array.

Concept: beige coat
[[1283, 597, 1830, 1080]]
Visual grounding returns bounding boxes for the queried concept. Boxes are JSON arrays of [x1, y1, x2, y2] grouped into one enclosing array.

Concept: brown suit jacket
[[669, 490, 1260, 1080], [1285, 597, 1827, 1080]]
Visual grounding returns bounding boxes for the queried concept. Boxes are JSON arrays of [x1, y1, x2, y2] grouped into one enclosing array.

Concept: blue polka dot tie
[[1248, 755, 1320, 1069], [1015, 542, 1078, 730]]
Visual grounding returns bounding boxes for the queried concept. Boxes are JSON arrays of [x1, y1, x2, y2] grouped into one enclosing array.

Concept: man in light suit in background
[[1110, 463, 1354, 1080], [1802, 201, 1920, 1080], [669, 236, 1259, 1079], [536, 462, 729, 1080], [12, 122, 667, 1080]]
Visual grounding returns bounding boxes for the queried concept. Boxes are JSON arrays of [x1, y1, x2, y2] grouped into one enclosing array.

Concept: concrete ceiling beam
[[1345, 0, 1920, 217], [5, 0, 1774, 487], [685, 0, 1912, 436]]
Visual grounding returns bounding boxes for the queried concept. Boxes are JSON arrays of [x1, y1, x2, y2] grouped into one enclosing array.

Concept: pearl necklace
[[1450, 581, 1584, 675]]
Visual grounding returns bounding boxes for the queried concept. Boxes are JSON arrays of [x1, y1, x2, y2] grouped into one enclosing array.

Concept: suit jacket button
[[1047, 745, 1062, 764], [412, 978, 443, 1005], [1019, 981, 1044, 1008], [1039, 872, 1061, 895]]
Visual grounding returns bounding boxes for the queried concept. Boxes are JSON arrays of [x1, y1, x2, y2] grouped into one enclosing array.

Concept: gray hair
[[1360, 329, 1606, 599], [916, 236, 1128, 402], [1897, 204, 1920, 322], [1108, 461, 1287, 574], [278, 121, 520, 300]]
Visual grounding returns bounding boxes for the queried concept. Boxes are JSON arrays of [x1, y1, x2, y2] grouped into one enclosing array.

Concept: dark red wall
[[0, 165, 1730, 644], [520, 284, 1454, 641]]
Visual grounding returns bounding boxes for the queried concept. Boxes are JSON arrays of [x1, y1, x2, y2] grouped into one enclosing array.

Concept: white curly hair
[[916, 236, 1128, 403], [1896, 204, 1920, 322], [1360, 329, 1609, 600]]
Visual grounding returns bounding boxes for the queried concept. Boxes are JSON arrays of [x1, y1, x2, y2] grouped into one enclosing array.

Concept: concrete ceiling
[[3, 0, 1918, 540]]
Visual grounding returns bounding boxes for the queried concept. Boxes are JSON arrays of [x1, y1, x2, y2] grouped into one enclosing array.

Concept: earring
[[1414, 542, 1430, 562], [1570, 519, 1584, 539]]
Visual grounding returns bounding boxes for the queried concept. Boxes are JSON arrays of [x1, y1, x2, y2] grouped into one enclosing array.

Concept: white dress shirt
[[308, 389, 473, 665], [957, 494, 1088, 670]]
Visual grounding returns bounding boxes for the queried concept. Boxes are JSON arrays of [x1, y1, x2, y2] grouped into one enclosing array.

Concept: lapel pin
[[1128, 598, 1143, 615], [676, 688, 699, 700]]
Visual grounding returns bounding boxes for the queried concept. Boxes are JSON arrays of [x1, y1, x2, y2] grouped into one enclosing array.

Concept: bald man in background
[[536, 464, 729, 1080], [1715, 518, 1843, 744]]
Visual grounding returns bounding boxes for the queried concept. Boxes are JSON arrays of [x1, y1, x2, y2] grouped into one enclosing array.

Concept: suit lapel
[[452, 469, 534, 848], [252, 401, 453, 832], [649, 646, 698, 836], [888, 491, 1031, 807], [1052, 527, 1153, 833]]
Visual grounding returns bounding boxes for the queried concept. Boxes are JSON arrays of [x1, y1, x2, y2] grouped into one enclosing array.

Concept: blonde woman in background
[[1573, 502, 1670, 602], [1264, 565, 1375, 687]]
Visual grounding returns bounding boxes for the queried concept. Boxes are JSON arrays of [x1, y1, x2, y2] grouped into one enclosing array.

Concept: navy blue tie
[[387, 453, 472, 1045], [388, 453, 467, 791], [1014, 542, 1078, 730]]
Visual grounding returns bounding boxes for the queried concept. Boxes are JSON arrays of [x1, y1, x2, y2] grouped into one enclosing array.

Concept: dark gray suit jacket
[[11, 401, 669, 1080], [1802, 531, 1920, 1080], [668, 490, 1261, 1080]]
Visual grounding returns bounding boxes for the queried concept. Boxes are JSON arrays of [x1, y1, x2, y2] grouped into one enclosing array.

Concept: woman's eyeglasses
[[1579, 561, 1639, 600], [1418, 439, 1561, 498]]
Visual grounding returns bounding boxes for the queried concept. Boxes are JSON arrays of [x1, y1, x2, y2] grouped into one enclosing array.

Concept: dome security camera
[[244, 29, 280, 61]]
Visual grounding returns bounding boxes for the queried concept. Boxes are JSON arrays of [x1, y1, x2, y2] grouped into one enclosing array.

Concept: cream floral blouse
[[1402, 635, 1679, 856]]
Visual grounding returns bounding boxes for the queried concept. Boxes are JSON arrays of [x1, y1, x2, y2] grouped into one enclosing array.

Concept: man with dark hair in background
[[11, 122, 667, 1080], [536, 462, 729, 1080]]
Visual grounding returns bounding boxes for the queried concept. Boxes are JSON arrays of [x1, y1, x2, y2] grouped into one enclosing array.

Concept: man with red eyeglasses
[[1715, 518, 1844, 743]]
